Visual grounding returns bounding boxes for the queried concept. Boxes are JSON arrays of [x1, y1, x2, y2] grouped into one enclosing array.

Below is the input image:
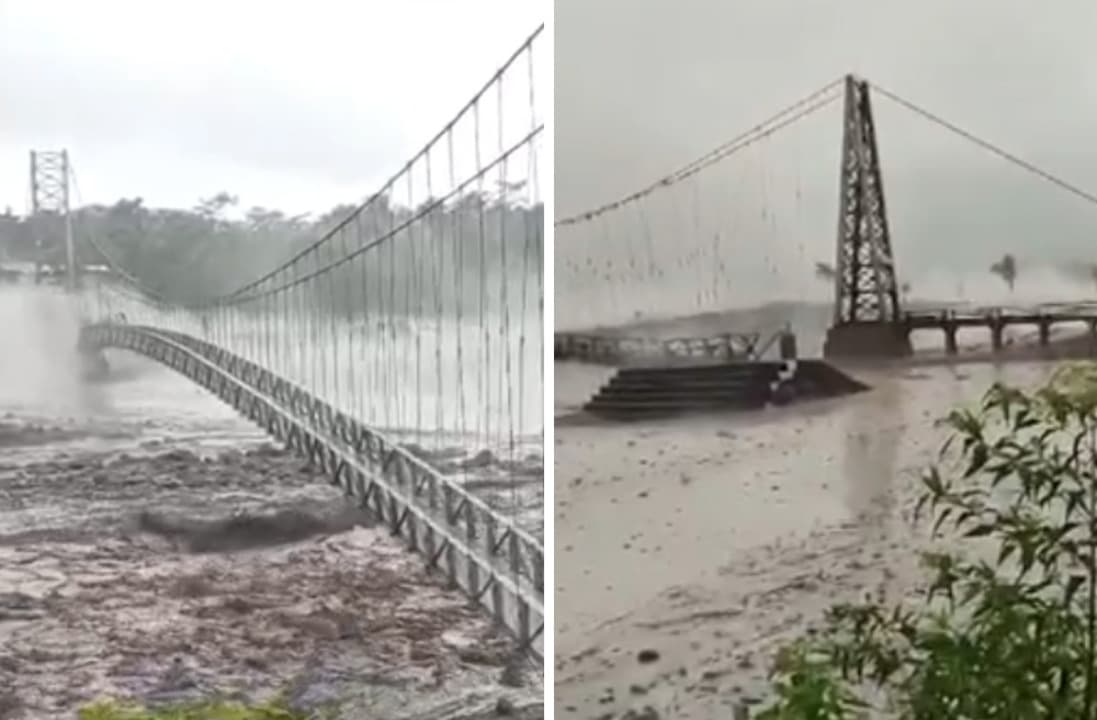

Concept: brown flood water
[[0, 288, 543, 719], [554, 358, 1061, 719]]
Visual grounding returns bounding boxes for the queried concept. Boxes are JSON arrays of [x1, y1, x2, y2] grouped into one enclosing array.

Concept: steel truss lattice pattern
[[79, 322, 544, 658], [832, 75, 901, 325]]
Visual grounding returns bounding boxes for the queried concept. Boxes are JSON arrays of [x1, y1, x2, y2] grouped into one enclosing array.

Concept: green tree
[[66, 189, 542, 309]]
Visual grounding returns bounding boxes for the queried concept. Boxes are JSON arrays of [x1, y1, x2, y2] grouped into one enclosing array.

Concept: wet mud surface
[[554, 359, 1059, 719], [0, 428, 542, 719], [0, 289, 544, 718]]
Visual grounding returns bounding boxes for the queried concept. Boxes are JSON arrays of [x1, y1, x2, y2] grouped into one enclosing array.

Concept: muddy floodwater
[[0, 316, 543, 719], [554, 357, 1062, 719]]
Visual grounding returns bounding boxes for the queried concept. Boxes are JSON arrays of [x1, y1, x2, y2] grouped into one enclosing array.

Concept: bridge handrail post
[[443, 483, 456, 524], [508, 529, 522, 578], [120, 327, 544, 633]]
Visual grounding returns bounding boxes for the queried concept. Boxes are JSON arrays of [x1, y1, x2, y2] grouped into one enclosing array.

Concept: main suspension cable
[[870, 82, 1097, 209], [555, 77, 844, 228]]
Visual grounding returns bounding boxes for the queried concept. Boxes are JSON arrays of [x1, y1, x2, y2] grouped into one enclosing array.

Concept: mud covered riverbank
[[554, 359, 1061, 719], [0, 425, 542, 719]]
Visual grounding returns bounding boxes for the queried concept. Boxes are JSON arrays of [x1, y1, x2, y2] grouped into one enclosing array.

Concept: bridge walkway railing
[[81, 321, 544, 657]]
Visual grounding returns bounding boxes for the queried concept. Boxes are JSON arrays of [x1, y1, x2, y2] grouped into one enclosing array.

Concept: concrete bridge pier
[[1088, 319, 1097, 354], [823, 322, 912, 359], [989, 317, 1005, 352], [943, 322, 959, 355], [1037, 315, 1052, 347]]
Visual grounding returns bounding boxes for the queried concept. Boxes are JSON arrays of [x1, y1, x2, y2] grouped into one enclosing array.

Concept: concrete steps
[[584, 362, 780, 419], [583, 360, 868, 421]]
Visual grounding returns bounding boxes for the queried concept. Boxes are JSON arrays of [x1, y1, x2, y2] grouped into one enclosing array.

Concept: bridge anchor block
[[823, 322, 912, 359]]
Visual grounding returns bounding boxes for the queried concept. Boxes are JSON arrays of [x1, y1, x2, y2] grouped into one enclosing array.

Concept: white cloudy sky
[[556, 0, 1097, 312], [557, 0, 1097, 218], [0, 0, 543, 216]]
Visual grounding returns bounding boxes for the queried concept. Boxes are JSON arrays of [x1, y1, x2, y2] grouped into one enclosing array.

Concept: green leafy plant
[[759, 363, 1097, 719], [77, 697, 312, 720]]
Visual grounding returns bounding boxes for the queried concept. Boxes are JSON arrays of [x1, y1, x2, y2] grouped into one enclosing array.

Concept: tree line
[[0, 189, 543, 310]]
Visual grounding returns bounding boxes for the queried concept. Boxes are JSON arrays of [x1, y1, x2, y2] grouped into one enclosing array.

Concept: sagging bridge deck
[[80, 322, 544, 658]]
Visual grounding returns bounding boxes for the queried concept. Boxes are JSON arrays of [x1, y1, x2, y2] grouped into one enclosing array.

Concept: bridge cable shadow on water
[[64, 24, 547, 660]]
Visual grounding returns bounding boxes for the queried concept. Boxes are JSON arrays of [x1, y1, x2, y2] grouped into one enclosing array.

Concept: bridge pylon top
[[823, 76, 913, 359], [29, 149, 77, 292], [831, 75, 901, 327]]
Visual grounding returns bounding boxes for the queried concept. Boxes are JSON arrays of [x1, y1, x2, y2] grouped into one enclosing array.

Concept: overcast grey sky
[[0, 0, 541, 216], [557, 0, 1097, 216], [555, 0, 1097, 324]]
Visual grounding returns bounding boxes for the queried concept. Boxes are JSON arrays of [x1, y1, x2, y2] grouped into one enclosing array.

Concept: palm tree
[[990, 253, 1017, 292], [815, 261, 836, 282]]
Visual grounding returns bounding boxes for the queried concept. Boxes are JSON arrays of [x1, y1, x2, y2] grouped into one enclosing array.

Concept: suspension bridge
[[555, 74, 1097, 373], [8, 27, 545, 657]]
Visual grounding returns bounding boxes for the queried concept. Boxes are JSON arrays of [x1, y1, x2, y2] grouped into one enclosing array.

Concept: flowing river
[[554, 341, 1065, 719], [0, 285, 543, 719]]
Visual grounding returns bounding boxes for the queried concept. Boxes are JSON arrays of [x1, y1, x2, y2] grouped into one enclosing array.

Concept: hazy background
[[0, 0, 541, 215], [0, 0, 546, 438], [555, 0, 1097, 330]]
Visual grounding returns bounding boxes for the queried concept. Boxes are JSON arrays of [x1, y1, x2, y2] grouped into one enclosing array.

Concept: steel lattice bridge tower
[[822, 75, 912, 358], [50, 25, 547, 658], [29, 149, 78, 290]]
